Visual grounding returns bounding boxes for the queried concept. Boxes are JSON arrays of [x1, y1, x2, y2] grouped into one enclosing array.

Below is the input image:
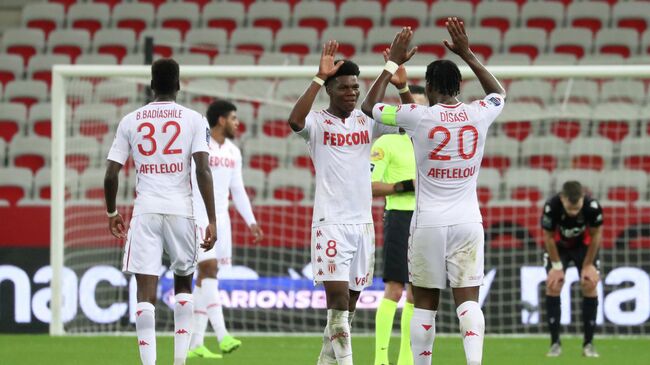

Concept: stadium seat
[[185, 28, 228, 60], [503, 28, 547, 61], [202, 2, 245, 36], [0, 55, 24, 88], [112, 3, 155, 38], [463, 27, 501, 61], [47, 29, 90, 63], [184, 79, 229, 105], [95, 79, 139, 106], [275, 28, 318, 57], [642, 30, 650, 55], [613, 1, 650, 35], [4, 80, 48, 110], [489, 54, 531, 66], [320, 27, 364, 58], [66, 80, 94, 106], [65, 135, 100, 173], [72, 103, 117, 142], [76, 53, 118, 65], [230, 28, 273, 57], [233, 102, 254, 138], [534, 54, 578, 66], [276, 79, 313, 102], [9, 136, 51, 173], [339, 1, 383, 36], [497, 102, 544, 141], [214, 53, 256, 66], [430, 1, 474, 28], [567, 2, 610, 35], [21, 2, 64, 39], [0, 103, 27, 143], [384, 1, 428, 30], [554, 79, 599, 105], [257, 53, 299, 66], [595, 29, 639, 59], [461, 79, 486, 103], [242, 136, 287, 174], [553, 169, 602, 196], [78, 168, 107, 199], [411, 27, 450, 58], [242, 168, 266, 202], [33, 167, 79, 200], [600, 170, 648, 204], [247, 2, 291, 35], [600, 80, 646, 104], [286, 136, 313, 173], [48, 0, 76, 12], [174, 53, 211, 66], [231, 79, 276, 101], [91, 0, 123, 11], [28, 102, 53, 138], [521, 1, 564, 35], [136, 0, 167, 10], [0, 167, 33, 205], [569, 137, 614, 171], [521, 136, 568, 172], [504, 168, 552, 204], [157, 2, 200, 39], [0, 28, 45, 66], [474, 1, 518, 35], [27, 54, 71, 88], [267, 167, 313, 203], [367, 27, 402, 54], [482, 136, 519, 172], [578, 54, 625, 65], [139, 28, 182, 58], [350, 52, 386, 66], [592, 102, 639, 143], [549, 28, 593, 59], [620, 138, 650, 173], [258, 107, 292, 137], [477, 168, 502, 206], [293, 2, 336, 36], [67, 3, 110, 37], [507, 80, 553, 106], [546, 102, 592, 142], [93, 29, 136, 64]]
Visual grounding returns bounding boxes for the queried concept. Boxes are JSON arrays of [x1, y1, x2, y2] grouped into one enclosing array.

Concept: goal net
[[50, 64, 650, 336]]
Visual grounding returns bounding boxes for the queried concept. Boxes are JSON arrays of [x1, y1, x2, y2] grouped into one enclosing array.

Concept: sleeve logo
[[205, 128, 210, 143], [487, 96, 502, 106], [371, 147, 384, 161]]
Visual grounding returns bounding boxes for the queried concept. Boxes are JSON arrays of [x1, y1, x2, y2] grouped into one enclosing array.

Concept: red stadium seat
[[593, 103, 638, 143], [505, 168, 551, 203], [569, 137, 613, 171], [28, 103, 53, 139], [320, 27, 364, 58], [9, 136, 51, 174], [384, 1, 428, 30], [113, 3, 154, 39], [268, 168, 312, 203], [294, 2, 336, 35], [243, 137, 287, 175], [0, 55, 23, 88], [482, 137, 518, 173], [0, 103, 26, 143], [339, 1, 382, 36], [550, 120, 584, 142], [521, 136, 567, 172], [158, 2, 199, 39], [248, 2, 290, 35], [27, 54, 71, 89], [276, 28, 318, 57], [567, 2, 610, 35], [137, 0, 166, 10], [475, 2, 518, 34], [430, 1, 473, 28], [4, 80, 48, 110], [0, 168, 32, 206], [203, 2, 245, 36], [68, 3, 109, 37], [1, 28, 45, 67], [550, 29, 593, 59], [621, 138, 650, 173], [22, 3, 64, 39], [477, 168, 501, 206]]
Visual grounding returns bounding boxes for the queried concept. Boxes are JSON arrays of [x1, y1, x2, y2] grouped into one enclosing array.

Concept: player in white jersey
[[104, 59, 217, 365], [288, 41, 404, 365], [361, 22, 506, 365], [187, 100, 264, 359]]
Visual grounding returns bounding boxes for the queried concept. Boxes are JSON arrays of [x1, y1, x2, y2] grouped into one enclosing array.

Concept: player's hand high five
[[388, 27, 417, 65], [383, 48, 408, 88], [444, 17, 471, 58], [317, 40, 344, 80]]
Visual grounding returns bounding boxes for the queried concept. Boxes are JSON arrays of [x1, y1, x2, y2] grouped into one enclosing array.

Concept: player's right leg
[[543, 251, 568, 357], [187, 258, 222, 359], [123, 214, 165, 365]]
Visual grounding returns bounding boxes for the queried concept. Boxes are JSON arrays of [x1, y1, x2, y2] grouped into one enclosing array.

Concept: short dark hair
[[561, 181, 584, 204], [410, 84, 425, 95], [151, 58, 179, 95], [206, 100, 237, 128], [324, 59, 360, 86], [425, 60, 462, 97]]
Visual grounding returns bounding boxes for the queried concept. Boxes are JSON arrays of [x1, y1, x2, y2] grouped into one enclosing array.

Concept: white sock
[[410, 308, 436, 365], [202, 278, 229, 341], [327, 309, 353, 365], [190, 285, 208, 350], [174, 293, 193, 365], [457, 301, 485, 365], [318, 311, 354, 365], [135, 302, 156, 365]]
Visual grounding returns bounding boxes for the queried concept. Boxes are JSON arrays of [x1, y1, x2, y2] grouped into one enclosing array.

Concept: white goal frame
[[50, 64, 650, 335]]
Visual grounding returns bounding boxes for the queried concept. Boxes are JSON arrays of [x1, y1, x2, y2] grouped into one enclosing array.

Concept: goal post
[[50, 64, 650, 336]]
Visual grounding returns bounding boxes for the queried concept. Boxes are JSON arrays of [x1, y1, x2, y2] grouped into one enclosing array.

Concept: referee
[[372, 85, 426, 365], [542, 181, 603, 358]]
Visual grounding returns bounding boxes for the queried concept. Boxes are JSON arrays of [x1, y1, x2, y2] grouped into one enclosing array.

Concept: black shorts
[[543, 244, 600, 276], [382, 210, 412, 284]]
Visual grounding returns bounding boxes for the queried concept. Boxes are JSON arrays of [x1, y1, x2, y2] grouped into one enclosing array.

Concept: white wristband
[[107, 210, 118, 218], [312, 76, 325, 86], [398, 85, 410, 94], [551, 261, 563, 271], [384, 60, 399, 75]]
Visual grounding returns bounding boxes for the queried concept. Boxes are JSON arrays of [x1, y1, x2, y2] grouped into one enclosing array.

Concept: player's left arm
[[104, 119, 130, 239], [381, 48, 415, 105], [230, 150, 263, 243]]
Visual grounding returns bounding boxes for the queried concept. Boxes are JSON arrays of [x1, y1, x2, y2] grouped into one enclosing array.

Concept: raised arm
[[193, 151, 217, 251], [288, 40, 344, 132], [443, 17, 506, 98], [382, 48, 415, 105], [361, 27, 417, 118]]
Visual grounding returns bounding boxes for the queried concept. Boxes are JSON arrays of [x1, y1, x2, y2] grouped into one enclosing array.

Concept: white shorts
[[122, 214, 198, 276], [408, 223, 484, 289], [196, 213, 232, 267], [311, 223, 375, 291]]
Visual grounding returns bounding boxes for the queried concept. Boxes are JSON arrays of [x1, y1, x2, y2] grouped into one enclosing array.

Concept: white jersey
[[191, 137, 256, 225], [107, 101, 210, 217], [372, 94, 505, 227], [296, 109, 398, 226]]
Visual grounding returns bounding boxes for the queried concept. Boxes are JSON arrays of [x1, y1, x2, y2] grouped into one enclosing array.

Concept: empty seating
[[367, 27, 402, 54], [521, 1, 564, 35], [242, 168, 266, 202], [482, 136, 519, 172], [477, 168, 502, 206], [267, 167, 312, 203], [202, 2, 245, 36], [258, 107, 291, 138], [613, 1, 650, 35], [112, 2, 155, 38], [508, 80, 553, 106], [600, 170, 648, 204], [0, 55, 24, 88], [496, 102, 544, 141], [384, 1, 428, 30], [33, 167, 79, 200], [275, 28, 318, 57], [320, 27, 364, 58], [595, 29, 639, 59], [139, 28, 182, 58], [230, 28, 273, 56], [621, 138, 650, 173], [242, 137, 287, 174], [503, 28, 547, 61], [9, 136, 51, 173], [550, 28, 593, 59], [554, 79, 599, 105], [27, 102, 52, 138], [185, 28, 227, 60], [93, 29, 136, 64], [293, 1, 336, 35], [27, 54, 70, 87], [504, 168, 552, 204], [4, 80, 48, 109], [22, 2, 64, 39], [553, 169, 602, 196], [1, 28, 45, 66], [65, 135, 100, 173], [339, 1, 383, 36], [67, 3, 110, 37], [247, 2, 291, 35], [157, 2, 199, 39], [474, 1, 518, 35], [0, 167, 33, 205], [72, 103, 118, 141], [567, 2, 610, 35], [0, 103, 27, 142], [521, 136, 568, 172], [47, 29, 89, 63], [569, 137, 614, 171], [592, 102, 639, 143], [430, 1, 474, 28]]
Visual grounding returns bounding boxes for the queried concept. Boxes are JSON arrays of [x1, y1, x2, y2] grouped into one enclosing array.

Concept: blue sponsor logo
[[488, 96, 501, 106]]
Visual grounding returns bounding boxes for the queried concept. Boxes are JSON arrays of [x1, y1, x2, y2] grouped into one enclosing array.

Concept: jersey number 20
[[137, 121, 182, 156], [428, 125, 478, 161]]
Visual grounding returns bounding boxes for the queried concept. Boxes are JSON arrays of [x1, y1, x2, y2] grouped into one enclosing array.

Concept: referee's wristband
[[551, 261, 563, 271], [384, 61, 399, 75], [107, 210, 119, 218], [394, 179, 415, 193]]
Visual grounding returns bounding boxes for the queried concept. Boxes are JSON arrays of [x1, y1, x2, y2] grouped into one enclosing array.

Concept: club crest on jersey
[[410, 104, 417, 110], [357, 115, 365, 125], [323, 119, 334, 125], [487, 96, 501, 106], [328, 260, 336, 274], [479, 100, 487, 108]]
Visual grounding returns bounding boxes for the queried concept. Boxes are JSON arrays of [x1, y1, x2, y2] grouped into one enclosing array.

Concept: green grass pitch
[[0, 335, 646, 364]]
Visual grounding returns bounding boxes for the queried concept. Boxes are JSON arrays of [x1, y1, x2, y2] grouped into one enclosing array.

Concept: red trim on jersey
[[322, 109, 347, 124], [437, 102, 463, 109]]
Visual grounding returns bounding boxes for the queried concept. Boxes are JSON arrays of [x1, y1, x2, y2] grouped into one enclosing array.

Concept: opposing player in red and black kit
[[542, 181, 603, 358]]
